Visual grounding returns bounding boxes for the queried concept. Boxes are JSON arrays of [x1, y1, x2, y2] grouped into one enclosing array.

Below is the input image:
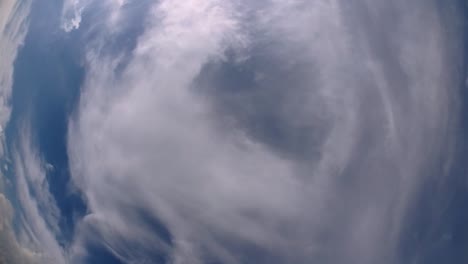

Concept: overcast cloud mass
[[1, 0, 468, 263]]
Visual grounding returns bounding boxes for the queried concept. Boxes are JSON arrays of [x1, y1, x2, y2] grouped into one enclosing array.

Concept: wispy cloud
[[12, 125, 66, 263], [66, 0, 464, 263], [61, 0, 88, 32], [0, 1, 42, 263], [0, 194, 41, 264], [0, 0, 31, 153]]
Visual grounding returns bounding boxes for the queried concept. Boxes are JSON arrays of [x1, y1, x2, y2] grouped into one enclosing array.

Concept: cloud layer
[[60, 0, 466, 263], [9, 0, 467, 263]]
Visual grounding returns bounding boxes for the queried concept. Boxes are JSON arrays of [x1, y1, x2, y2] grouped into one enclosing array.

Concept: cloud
[[61, 0, 132, 32], [66, 0, 465, 263], [0, 1, 48, 263], [0, 0, 31, 154], [11, 125, 67, 264], [0, 123, 69, 264], [61, 0, 88, 32], [0, 194, 41, 264]]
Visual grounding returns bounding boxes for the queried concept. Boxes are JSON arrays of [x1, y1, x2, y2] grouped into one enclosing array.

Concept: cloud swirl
[[60, 0, 466, 263]]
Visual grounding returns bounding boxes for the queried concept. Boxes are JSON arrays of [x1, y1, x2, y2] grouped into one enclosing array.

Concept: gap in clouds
[[6, 0, 87, 250]]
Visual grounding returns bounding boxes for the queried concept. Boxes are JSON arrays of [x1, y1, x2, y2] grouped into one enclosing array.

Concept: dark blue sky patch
[[6, 0, 87, 246]]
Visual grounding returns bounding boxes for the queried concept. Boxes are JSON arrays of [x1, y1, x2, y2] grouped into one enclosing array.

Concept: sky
[[1, 0, 468, 263]]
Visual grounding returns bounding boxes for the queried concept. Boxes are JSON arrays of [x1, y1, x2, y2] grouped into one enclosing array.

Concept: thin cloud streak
[[12, 126, 66, 263]]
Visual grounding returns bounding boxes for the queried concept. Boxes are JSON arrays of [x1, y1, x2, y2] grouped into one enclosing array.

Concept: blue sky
[[1, 0, 468, 263]]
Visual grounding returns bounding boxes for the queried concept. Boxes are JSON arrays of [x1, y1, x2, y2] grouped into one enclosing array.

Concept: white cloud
[[67, 0, 464, 263], [11, 126, 67, 263], [61, 0, 131, 32], [61, 0, 88, 32], [0, 0, 31, 155]]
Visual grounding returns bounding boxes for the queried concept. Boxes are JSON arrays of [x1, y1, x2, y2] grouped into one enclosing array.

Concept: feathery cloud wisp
[[0, 1, 39, 263]]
